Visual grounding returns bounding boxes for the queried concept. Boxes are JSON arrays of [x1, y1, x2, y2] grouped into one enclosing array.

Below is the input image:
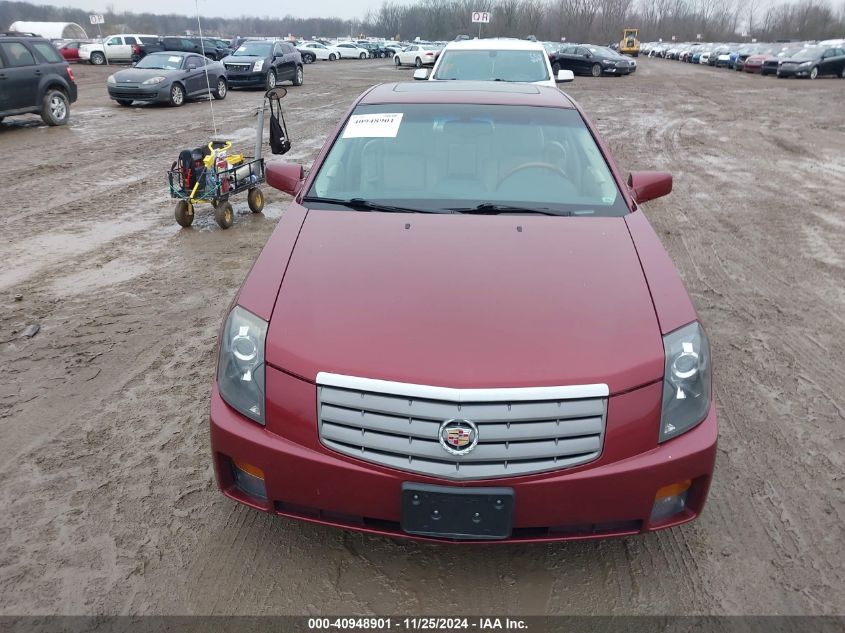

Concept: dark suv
[[221, 40, 303, 90], [132, 36, 231, 62], [0, 32, 78, 126]]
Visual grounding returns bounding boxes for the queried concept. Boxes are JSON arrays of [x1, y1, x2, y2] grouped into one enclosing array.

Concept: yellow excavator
[[619, 28, 640, 57]]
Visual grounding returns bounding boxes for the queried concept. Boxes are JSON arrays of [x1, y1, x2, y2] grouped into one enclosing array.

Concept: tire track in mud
[[601, 60, 845, 614]]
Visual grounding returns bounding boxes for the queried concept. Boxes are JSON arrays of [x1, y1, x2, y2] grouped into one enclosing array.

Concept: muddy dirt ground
[[0, 58, 843, 616]]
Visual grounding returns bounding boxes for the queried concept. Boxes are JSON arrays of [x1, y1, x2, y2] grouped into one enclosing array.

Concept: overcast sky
[[31, 0, 377, 21]]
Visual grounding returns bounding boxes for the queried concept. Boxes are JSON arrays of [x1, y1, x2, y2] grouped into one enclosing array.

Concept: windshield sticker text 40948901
[[341, 113, 403, 138]]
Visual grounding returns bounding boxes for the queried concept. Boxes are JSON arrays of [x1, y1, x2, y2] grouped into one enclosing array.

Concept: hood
[[113, 67, 180, 82], [265, 210, 664, 392], [222, 55, 261, 63]]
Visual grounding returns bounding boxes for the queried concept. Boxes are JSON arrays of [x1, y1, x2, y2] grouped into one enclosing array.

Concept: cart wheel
[[214, 201, 234, 229], [247, 187, 265, 213], [175, 200, 194, 227]]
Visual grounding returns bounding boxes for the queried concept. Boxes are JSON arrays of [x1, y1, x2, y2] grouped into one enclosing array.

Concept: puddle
[[49, 257, 151, 297], [0, 216, 157, 291], [802, 224, 843, 268]]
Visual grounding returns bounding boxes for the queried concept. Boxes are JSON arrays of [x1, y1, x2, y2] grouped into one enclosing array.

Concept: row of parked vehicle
[[643, 39, 845, 79]]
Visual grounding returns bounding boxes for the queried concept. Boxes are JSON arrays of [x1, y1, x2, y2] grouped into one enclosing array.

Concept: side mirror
[[584, 52, 592, 58], [556, 69, 574, 83], [267, 162, 305, 196], [187, 64, 198, 71], [413, 68, 429, 80], [628, 171, 673, 203]]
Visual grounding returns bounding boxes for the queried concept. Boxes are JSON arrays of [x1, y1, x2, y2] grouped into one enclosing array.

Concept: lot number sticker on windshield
[[168, 56, 182, 63], [342, 113, 403, 138]]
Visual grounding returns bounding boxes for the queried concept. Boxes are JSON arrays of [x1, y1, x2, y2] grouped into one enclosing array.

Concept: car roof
[[442, 38, 547, 52], [359, 81, 576, 108]]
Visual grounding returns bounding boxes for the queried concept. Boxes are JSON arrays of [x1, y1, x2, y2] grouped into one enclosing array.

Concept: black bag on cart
[[265, 87, 291, 155]]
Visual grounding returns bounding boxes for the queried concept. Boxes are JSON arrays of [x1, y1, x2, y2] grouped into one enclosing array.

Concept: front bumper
[[107, 84, 170, 103], [777, 67, 809, 77], [226, 71, 265, 87], [210, 369, 717, 543]]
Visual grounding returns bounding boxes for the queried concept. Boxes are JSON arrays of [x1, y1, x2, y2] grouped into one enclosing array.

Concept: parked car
[[393, 43, 441, 67], [211, 79, 716, 543], [552, 44, 636, 77], [106, 51, 227, 106], [296, 41, 341, 61], [760, 45, 803, 75], [333, 42, 370, 59], [80, 34, 157, 65], [0, 32, 78, 126], [222, 40, 303, 90], [131, 36, 229, 63], [425, 38, 573, 87], [732, 44, 760, 70], [56, 40, 91, 62], [777, 46, 845, 79], [742, 49, 771, 73], [383, 42, 404, 56]]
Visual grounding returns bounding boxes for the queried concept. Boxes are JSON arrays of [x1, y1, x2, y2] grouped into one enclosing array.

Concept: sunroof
[[392, 81, 542, 94]]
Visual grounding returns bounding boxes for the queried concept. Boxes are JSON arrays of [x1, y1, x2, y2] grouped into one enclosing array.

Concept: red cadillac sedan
[[210, 81, 717, 542]]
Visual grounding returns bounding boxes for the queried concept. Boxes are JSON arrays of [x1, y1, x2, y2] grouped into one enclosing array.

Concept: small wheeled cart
[[166, 87, 291, 229], [168, 142, 265, 229]]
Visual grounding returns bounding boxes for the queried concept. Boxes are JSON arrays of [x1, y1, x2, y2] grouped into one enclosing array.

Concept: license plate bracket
[[400, 482, 514, 540]]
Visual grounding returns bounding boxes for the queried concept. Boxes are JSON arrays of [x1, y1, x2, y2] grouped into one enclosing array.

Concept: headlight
[[799, 60, 813, 66], [217, 306, 267, 425], [602, 59, 614, 64], [659, 322, 711, 443], [141, 76, 166, 85], [107, 74, 116, 84], [253, 59, 264, 72]]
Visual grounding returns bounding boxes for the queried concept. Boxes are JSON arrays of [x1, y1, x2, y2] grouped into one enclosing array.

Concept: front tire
[[174, 200, 194, 227], [591, 63, 602, 77], [41, 89, 69, 126], [90, 51, 105, 65], [292, 65, 303, 86], [169, 83, 185, 106], [247, 188, 264, 213], [329, 53, 337, 61], [214, 201, 234, 229], [115, 99, 133, 107], [415, 57, 423, 68], [809, 66, 818, 79], [213, 77, 227, 100], [359, 52, 367, 59], [265, 69, 276, 90], [394, 56, 401, 66]]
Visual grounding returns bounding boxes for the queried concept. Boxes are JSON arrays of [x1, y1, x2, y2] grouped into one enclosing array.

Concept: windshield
[[307, 104, 626, 216], [234, 42, 272, 56], [433, 49, 550, 82], [135, 53, 184, 69], [790, 47, 821, 61]]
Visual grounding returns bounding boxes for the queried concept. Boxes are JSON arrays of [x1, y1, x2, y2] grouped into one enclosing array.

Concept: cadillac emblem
[[438, 418, 479, 456]]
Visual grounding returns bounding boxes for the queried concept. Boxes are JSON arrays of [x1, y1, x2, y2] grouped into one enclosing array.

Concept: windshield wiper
[[302, 196, 442, 214], [448, 203, 571, 216]]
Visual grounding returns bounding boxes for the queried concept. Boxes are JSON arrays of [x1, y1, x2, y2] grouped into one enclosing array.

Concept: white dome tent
[[9, 21, 89, 39]]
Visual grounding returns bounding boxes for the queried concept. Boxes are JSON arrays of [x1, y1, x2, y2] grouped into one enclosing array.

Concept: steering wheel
[[498, 162, 569, 188]]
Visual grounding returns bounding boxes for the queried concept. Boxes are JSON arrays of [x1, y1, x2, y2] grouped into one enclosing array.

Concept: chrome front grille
[[316, 373, 608, 480]]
